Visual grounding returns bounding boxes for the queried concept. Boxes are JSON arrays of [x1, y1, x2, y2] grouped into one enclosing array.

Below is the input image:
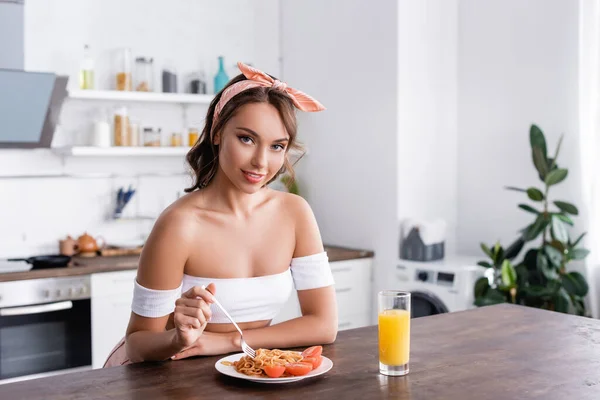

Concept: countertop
[[1, 304, 598, 399], [0, 245, 375, 282]]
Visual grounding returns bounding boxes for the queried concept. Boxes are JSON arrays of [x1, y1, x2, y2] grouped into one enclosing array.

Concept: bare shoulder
[[271, 190, 323, 257], [137, 194, 202, 288], [272, 190, 314, 218], [153, 194, 203, 239]]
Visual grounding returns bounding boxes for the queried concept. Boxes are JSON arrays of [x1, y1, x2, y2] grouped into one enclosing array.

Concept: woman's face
[[215, 102, 289, 194]]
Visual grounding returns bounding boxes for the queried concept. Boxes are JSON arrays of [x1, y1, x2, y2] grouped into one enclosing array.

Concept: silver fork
[[201, 285, 256, 358]]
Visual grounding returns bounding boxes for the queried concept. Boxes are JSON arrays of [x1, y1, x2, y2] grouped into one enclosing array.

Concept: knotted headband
[[212, 62, 326, 130]]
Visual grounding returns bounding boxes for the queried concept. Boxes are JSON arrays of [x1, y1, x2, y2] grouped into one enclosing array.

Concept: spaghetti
[[222, 348, 303, 377]]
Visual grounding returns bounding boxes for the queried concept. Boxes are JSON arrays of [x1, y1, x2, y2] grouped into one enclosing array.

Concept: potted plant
[[474, 124, 590, 315]]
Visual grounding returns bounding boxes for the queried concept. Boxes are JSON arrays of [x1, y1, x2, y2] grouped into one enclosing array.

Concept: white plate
[[215, 352, 333, 384]]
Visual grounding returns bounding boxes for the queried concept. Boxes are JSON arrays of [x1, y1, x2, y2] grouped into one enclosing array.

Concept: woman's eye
[[239, 136, 253, 144], [272, 144, 285, 151]]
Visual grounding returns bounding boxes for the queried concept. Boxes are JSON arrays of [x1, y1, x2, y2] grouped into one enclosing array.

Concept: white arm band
[[131, 278, 182, 318], [290, 252, 335, 290]]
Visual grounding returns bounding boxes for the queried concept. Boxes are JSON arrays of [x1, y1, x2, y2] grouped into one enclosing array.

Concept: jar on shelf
[[129, 120, 141, 146], [135, 57, 154, 92], [143, 127, 161, 147], [187, 127, 199, 146], [114, 48, 132, 91], [113, 107, 130, 146], [170, 132, 183, 147]]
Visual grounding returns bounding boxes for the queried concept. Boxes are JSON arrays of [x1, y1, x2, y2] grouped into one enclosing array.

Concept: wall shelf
[[68, 90, 214, 105], [52, 146, 191, 157]]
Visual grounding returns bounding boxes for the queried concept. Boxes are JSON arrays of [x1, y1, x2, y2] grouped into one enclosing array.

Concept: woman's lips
[[242, 170, 265, 184]]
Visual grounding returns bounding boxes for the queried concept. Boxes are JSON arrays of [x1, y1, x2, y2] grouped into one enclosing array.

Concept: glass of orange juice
[[378, 291, 411, 376]]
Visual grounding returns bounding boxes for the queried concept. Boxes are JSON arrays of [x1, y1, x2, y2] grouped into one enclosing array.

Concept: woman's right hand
[[173, 284, 216, 348]]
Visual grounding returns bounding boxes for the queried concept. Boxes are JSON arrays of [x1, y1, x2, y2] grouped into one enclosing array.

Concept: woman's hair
[[184, 73, 304, 193]]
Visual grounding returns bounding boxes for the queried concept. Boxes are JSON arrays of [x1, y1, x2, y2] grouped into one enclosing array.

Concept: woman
[[104, 62, 337, 367]]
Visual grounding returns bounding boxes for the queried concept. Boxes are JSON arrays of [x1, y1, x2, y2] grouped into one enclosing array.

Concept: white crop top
[[131, 252, 334, 323]]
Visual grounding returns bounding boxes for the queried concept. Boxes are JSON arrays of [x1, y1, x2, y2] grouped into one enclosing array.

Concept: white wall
[[397, 0, 459, 256], [280, 0, 399, 299], [281, 1, 459, 309], [0, 0, 279, 257], [457, 0, 582, 255]]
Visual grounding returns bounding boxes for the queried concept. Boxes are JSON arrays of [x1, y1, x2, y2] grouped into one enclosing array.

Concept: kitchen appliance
[[0, 275, 92, 384], [394, 256, 485, 318], [0, 69, 68, 148]]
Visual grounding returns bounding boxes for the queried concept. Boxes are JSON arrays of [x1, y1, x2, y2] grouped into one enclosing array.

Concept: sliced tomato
[[264, 364, 286, 378], [301, 345, 323, 358], [285, 362, 313, 376], [302, 355, 322, 369]]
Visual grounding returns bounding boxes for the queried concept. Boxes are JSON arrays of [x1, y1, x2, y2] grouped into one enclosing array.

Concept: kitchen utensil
[[7, 255, 71, 270], [76, 232, 106, 256], [201, 285, 256, 358], [59, 235, 78, 256], [114, 186, 136, 218]]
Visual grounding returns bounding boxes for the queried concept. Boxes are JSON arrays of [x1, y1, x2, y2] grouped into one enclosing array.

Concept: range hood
[[0, 70, 68, 149]]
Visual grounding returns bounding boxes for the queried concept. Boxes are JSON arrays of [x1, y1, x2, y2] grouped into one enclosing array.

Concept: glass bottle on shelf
[[188, 127, 199, 146], [114, 48, 132, 91], [113, 107, 129, 146], [79, 45, 95, 90], [214, 56, 229, 94], [143, 127, 161, 147], [135, 57, 154, 92]]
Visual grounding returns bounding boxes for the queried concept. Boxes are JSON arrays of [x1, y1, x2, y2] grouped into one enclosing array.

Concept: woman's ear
[[213, 132, 221, 146]]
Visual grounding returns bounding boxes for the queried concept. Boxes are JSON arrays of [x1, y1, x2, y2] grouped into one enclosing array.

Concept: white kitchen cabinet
[[90, 270, 137, 369], [272, 258, 374, 331]]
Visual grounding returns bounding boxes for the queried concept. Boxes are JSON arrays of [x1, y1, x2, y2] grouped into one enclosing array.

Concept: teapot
[[76, 232, 106, 256]]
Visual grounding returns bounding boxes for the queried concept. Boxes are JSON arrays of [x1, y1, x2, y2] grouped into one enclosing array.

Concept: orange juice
[[378, 309, 410, 366]]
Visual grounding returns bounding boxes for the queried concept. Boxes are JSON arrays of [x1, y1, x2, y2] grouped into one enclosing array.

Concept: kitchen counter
[[1, 304, 598, 399], [0, 245, 374, 282]]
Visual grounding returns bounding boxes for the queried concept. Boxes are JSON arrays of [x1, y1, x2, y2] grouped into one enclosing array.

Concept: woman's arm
[[125, 208, 214, 362]]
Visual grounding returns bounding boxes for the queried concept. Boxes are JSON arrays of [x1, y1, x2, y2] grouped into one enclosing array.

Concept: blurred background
[[0, 0, 599, 383]]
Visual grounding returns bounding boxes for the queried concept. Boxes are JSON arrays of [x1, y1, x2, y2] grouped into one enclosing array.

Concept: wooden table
[[2, 304, 599, 399]]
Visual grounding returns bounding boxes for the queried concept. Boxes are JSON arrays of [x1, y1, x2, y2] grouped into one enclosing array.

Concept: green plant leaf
[[561, 272, 589, 297], [554, 288, 571, 314], [537, 252, 558, 280], [570, 248, 590, 260], [551, 215, 568, 243], [548, 135, 563, 171], [544, 245, 564, 267], [522, 285, 551, 298], [530, 124, 548, 159], [527, 188, 544, 202], [545, 169, 568, 186], [524, 215, 548, 241], [477, 261, 493, 269], [554, 213, 574, 226], [474, 277, 490, 298], [504, 237, 525, 260], [532, 147, 548, 180], [554, 201, 578, 215], [505, 186, 528, 193], [572, 232, 586, 247], [518, 204, 540, 214], [480, 243, 493, 259], [474, 289, 506, 307], [501, 260, 517, 287]]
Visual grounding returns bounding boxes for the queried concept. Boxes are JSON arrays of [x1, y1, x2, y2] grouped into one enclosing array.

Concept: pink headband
[[212, 62, 326, 129]]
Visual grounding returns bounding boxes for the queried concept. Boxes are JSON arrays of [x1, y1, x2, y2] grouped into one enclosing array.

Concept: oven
[[0, 276, 92, 384]]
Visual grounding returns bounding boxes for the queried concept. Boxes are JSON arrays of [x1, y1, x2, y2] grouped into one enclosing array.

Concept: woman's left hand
[[171, 331, 239, 360]]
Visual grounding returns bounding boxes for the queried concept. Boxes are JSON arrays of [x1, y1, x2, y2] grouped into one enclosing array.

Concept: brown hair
[[184, 73, 304, 193]]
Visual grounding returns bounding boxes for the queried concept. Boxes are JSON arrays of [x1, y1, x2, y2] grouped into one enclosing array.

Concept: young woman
[[104, 62, 337, 367]]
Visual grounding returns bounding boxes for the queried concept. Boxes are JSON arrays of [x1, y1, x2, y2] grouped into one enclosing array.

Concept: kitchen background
[[0, 0, 597, 360]]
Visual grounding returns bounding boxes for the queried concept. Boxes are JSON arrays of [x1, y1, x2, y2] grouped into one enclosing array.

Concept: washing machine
[[394, 256, 486, 318]]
